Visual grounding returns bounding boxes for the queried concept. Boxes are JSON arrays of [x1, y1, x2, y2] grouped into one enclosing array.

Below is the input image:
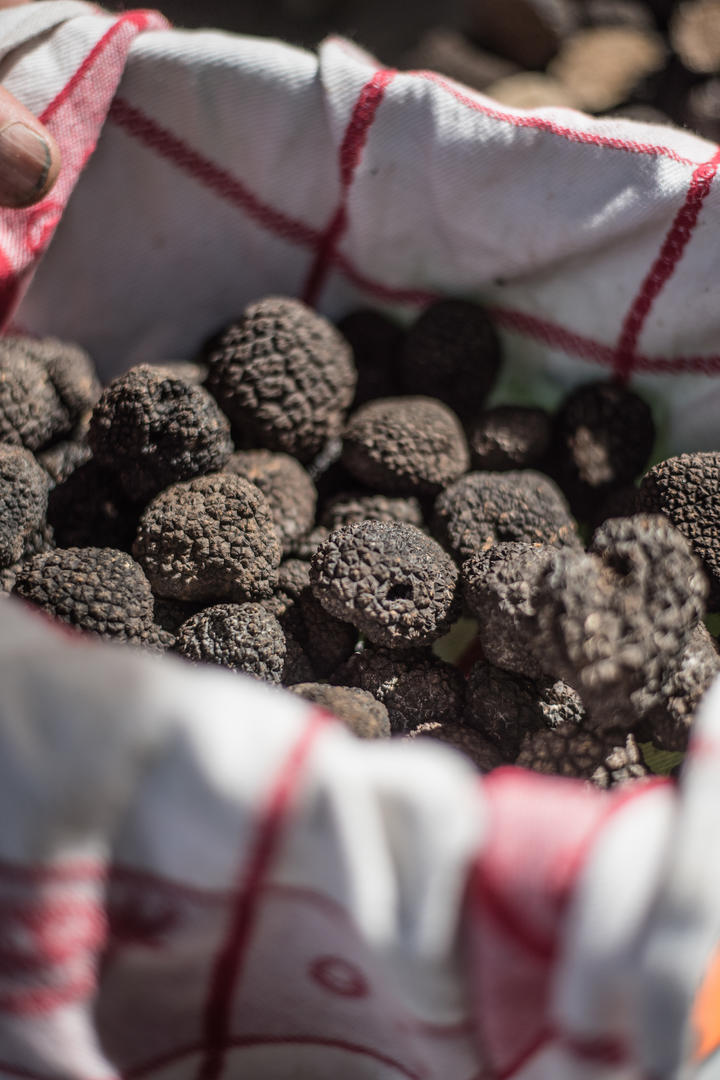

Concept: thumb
[[0, 84, 60, 208]]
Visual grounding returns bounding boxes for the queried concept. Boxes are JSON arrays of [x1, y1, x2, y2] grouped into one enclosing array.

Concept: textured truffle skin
[[462, 542, 557, 679], [550, 380, 655, 517], [47, 458, 140, 552], [405, 721, 505, 772], [89, 365, 233, 502], [12, 547, 155, 642], [342, 396, 469, 496], [402, 300, 501, 423], [515, 722, 622, 779], [289, 683, 391, 739], [0, 340, 67, 450], [333, 645, 466, 733], [434, 470, 578, 563], [24, 337, 101, 428], [640, 451, 720, 609], [206, 297, 356, 462], [321, 492, 424, 532], [0, 445, 50, 568], [310, 521, 459, 649], [592, 733, 649, 788], [133, 472, 281, 602], [469, 405, 551, 471], [224, 449, 317, 555], [175, 603, 286, 683]]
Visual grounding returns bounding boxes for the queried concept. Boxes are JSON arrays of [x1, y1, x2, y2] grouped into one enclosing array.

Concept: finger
[[0, 85, 60, 208]]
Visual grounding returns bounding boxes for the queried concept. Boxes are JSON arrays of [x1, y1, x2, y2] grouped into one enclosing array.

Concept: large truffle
[[310, 521, 459, 649], [434, 470, 578, 563], [342, 396, 469, 496], [133, 472, 281, 602], [12, 546, 155, 642], [205, 296, 356, 462], [402, 300, 501, 423], [89, 365, 233, 502], [0, 339, 68, 450], [175, 603, 286, 683], [0, 445, 50, 568], [289, 683, 391, 739], [224, 449, 317, 555]]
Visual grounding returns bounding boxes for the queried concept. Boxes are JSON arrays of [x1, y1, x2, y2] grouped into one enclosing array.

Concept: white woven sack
[[0, 5, 720, 1079]]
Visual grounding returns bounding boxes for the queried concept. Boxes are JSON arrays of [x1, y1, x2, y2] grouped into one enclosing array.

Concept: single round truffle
[[342, 396, 469, 496], [12, 546, 155, 642], [224, 450, 317, 555], [321, 492, 424, 532], [550, 380, 655, 518], [333, 645, 466, 733], [468, 405, 551, 471], [310, 521, 459, 649], [337, 309, 404, 407], [0, 445, 50, 568], [405, 721, 505, 772], [0, 339, 67, 450], [205, 296, 356, 462], [89, 365, 233, 502], [434, 470, 578, 563], [175, 603, 286, 683], [133, 472, 281, 602], [402, 300, 501, 423], [289, 683, 391, 739]]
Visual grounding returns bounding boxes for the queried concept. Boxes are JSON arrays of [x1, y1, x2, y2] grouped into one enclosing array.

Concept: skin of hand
[[0, 0, 61, 207]]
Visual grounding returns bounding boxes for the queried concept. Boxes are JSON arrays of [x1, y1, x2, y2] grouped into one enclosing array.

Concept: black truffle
[[133, 472, 281, 602], [0, 445, 50, 568], [515, 722, 621, 780], [310, 520, 459, 649], [89, 365, 233, 502], [175, 603, 286, 683], [468, 405, 551, 471], [205, 296, 356, 462], [405, 721, 505, 772], [262, 558, 313, 618], [402, 299, 501, 423], [289, 683, 391, 739], [23, 337, 101, 430], [224, 449, 317, 555], [277, 579, 357, 679], [333, 645, 465, 733], [0, 339, 68, 450], [47, 458, 140, 552], [12, 546, 155, 642], [321, 492, 424, 532], [434, 470, 579, 563], [337, 309, 404, 407], [342, 396, 469, 496]]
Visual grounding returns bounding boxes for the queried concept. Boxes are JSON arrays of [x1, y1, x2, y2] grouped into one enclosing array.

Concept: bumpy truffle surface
[[0, 445, 50, 568], [224, 450, 317, 554], [12, 547, 155, 642], [342, 396, 469, 495], [89, 365, 233, 502], [321, 492, 424, 532], [337, 309, 404, 407], [515, 722, 618, 779], [206, 297, 356, 462], [434, 470, 578, 563], [310, 521, 459, 648], [469, 405, 551, 471], [24, 337, 101, 428], [0, 340, 67, 450], [405, 721, 505, 772], [175, 603, 285, 683], [133, 472, 281, 602], [289, 683, 391, 739], [550, 380, 655, 517], [640, 451, 720, 608], [402, 300, 501, 422], [333, 645, 465, 733]]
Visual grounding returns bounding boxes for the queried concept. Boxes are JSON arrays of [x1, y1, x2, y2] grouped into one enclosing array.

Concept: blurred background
[[125, 0, 720, 139]]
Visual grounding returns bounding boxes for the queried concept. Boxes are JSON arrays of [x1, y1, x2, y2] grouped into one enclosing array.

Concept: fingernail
[[0, 122, 53, 207]]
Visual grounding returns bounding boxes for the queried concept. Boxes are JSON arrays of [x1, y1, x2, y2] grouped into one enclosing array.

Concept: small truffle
[[24, 337, 101, 428], [289, 683, 391, 739], [0, 339, 68, 450], [334, 645, 466, 733], [468, 405, 552, 471], [224, 449, 317, 555], [405, 721, 505, 772], [133, 472, 281, 602], [515, 722, 623, 779], [175, 603, 286, 683], [310, 521, 459, 649], [89, 365, 233, 502], [206, 296, 356, 462], [434, 470, 578, 563], [402, 300, 501, 423], [0, 445, 50, 568], [337, 309, 404, 407], [321, 493, 424, 532], [12, 547, 155, 642], [342, 396, 470, 496]]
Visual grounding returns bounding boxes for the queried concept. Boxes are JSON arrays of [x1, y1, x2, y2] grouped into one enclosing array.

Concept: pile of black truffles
[[4, 296, 718, 784]]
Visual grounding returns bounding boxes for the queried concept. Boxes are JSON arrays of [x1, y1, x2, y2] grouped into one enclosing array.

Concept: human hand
[[0, 0, 60, 207]]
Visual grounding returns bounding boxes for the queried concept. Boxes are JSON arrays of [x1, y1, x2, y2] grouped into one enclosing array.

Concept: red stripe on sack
[[108, 98, 322, 248], [473, 873, 556, 962], [488, 305, 618, 367], [303, 68, 395, 306], [412, 70, 703, 167], [613, 147, 720, 380], [194, 708, 330, 1080]]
